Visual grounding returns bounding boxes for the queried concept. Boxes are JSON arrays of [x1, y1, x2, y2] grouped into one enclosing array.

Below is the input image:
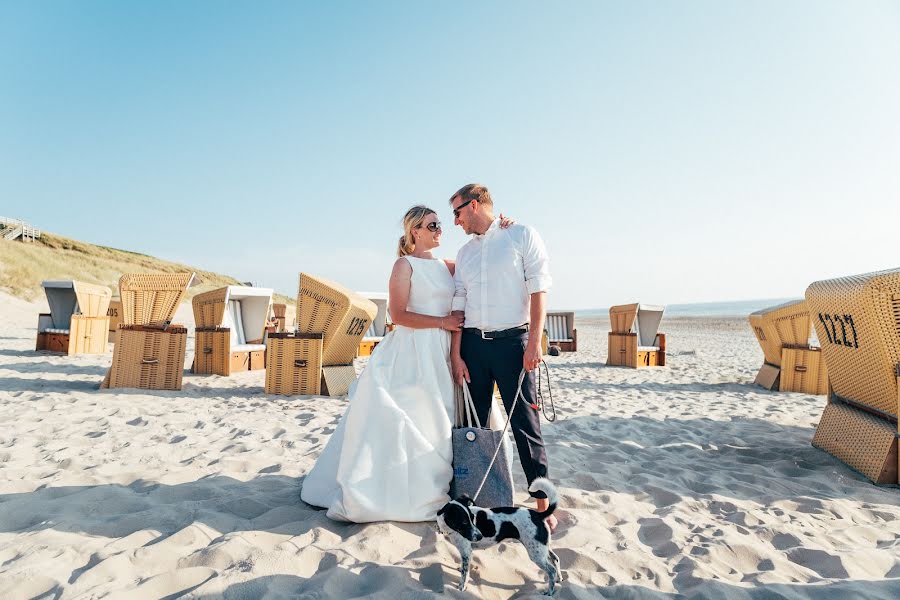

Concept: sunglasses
[[452, 199, 474, 218], [419, 221, 442, 232]]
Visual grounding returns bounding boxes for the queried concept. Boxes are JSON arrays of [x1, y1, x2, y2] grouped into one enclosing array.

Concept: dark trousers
[[460, 329, 549, 498]]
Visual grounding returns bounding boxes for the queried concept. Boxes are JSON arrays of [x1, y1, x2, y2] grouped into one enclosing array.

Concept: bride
[[300, 205, 510, 522]]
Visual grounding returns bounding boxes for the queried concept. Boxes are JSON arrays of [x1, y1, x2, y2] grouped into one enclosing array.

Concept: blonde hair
[[397, 205, 437, 257]]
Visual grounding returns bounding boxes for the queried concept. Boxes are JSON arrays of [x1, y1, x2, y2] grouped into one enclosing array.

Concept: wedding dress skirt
[[300, 257, 456, 522]]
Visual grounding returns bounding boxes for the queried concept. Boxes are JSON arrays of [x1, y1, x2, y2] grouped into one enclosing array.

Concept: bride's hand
[[499, 213, 515, 229], [440, 314, 464, 332]]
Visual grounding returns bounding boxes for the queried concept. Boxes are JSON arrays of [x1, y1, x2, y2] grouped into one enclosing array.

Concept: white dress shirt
[[452, 219, 552, 330]]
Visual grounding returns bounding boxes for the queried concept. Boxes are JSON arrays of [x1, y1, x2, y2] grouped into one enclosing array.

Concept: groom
[[448, 183, 557, 531]]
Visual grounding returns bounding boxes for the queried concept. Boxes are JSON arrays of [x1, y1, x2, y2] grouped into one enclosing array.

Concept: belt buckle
[[481, 329, 492, 340]]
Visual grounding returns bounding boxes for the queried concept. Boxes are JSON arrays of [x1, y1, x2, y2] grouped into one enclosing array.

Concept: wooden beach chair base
[[193, 329, 266, 376], [101, 325, 188, 390], [754, 348, 828, 394], [779, 347, 828, 395], [607, 333, 667, 368], [555, 335, 577, 353], [36, 315, 109, 355], [812, 399, 898, 484], [265, 332, 324, 395]]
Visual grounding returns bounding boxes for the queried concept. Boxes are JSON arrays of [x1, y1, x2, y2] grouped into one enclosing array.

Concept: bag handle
[[457, 379, 482, 429]]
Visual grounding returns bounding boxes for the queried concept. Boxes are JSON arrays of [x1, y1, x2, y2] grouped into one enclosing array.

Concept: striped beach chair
[[545, 311, 576, 352]]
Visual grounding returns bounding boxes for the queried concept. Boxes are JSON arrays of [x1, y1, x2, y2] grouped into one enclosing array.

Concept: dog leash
[[533, 360, 557, 422], [471, 368, 527, 503]]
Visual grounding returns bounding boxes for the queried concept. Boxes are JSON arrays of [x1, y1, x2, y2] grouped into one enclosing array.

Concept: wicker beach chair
[[101, 272, 195, 390], [806, 268, 900, 484], [357, 292, 391, 357], [546, 311, 577, 352], [607, 303, 666, 368], [36, 280, 111, 355], [748, 299, 828, 394], [192, 285, 273, 376], [266, 273, 377, 396]]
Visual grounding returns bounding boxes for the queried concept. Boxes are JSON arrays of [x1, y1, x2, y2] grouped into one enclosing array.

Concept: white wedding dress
[[300, 256, 456, 522]]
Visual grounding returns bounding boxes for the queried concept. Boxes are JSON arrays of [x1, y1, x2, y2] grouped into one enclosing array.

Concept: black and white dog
[[436, 478, 561, 595]]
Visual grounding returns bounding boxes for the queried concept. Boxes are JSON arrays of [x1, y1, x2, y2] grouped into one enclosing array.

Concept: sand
[[1, 291, 899, 599]]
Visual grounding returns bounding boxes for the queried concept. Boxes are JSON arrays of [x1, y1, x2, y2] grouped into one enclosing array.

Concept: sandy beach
[[2, 290, 899, 599]]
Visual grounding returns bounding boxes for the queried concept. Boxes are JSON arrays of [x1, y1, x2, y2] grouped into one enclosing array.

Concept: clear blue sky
[[2, 1, 898, 309]]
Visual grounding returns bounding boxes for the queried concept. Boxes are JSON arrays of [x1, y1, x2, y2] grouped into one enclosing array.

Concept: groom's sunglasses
[[452, 199, 474, 218], [419, 221, 442, 232]]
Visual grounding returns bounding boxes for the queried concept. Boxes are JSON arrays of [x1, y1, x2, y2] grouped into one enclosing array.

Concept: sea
[[574, 298, 801, 318]]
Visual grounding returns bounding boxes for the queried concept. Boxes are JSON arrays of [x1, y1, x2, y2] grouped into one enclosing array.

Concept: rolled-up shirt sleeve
[[452, 248, 467, 312], [522, 226, 552, 295]]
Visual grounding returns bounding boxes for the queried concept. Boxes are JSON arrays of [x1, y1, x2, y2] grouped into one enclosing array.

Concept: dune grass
[[0, 233, 293, 306]]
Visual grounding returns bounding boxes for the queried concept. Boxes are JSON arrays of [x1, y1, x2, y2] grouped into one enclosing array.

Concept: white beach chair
[[193, 285, 273, 376], [36, 280, 111, 355], [607, 303, 666, 368]]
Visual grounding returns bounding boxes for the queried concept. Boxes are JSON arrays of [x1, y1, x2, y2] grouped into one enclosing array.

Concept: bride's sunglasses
[[419, 221, 442, 232]]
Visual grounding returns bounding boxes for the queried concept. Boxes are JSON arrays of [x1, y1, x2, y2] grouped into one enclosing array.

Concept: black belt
[[464, 325, 528, 340]]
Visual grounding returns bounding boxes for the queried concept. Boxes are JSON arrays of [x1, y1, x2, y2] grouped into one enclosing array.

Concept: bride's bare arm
[[388, 258, 463, 331]]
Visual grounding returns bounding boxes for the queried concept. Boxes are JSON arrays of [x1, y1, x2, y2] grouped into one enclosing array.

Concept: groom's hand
[[451, 356, 471, 385], [523, 342, 542, 372]]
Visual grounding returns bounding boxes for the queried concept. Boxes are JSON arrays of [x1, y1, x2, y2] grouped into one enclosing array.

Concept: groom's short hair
[[450, 184, 493, 207]]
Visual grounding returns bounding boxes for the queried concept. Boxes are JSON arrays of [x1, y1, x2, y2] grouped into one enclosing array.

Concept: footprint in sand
[[786, 548, 850, 578], [637, 517, 680, 558]]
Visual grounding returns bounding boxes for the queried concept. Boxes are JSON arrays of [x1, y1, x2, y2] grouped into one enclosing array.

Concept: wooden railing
[[0, 216, 41, 241]]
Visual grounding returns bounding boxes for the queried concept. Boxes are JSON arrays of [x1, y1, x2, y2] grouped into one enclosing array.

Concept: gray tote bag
[[449, 380, 514, 508]]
